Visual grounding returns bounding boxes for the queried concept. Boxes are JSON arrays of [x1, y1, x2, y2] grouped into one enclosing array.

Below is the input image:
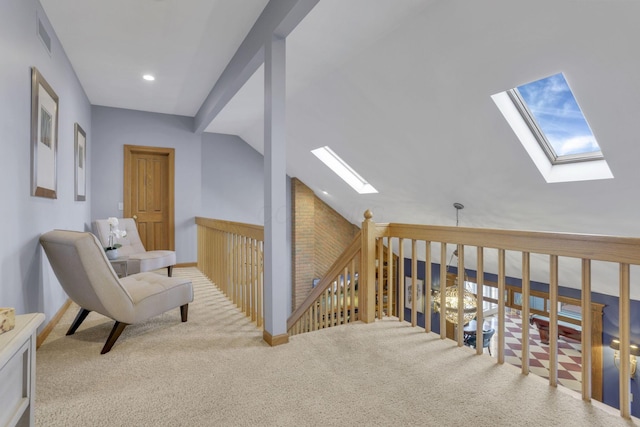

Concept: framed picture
[[416, 279, 425, 313], [74, 123, 86, 201], [405, 276, 412, 310], [31, 67, 59, 199], [404, 277, 425, 313]]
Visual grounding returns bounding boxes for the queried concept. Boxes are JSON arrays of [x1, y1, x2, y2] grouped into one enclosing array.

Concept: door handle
[[133, 215, 138, 221]]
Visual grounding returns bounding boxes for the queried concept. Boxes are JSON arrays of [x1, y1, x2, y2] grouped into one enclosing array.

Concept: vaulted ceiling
[[40, 0, 640, 297]]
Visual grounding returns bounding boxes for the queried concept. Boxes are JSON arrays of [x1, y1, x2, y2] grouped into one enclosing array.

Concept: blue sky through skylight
[[516, 73, 601, 157]]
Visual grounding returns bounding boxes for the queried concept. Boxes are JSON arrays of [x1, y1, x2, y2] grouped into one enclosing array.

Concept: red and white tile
[[483, 309, 582, 394]]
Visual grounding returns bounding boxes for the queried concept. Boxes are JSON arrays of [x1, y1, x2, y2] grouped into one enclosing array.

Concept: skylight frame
[[491, 89, 613, 184], [507, 75, 604, 166], [311, 146, 378, 194]]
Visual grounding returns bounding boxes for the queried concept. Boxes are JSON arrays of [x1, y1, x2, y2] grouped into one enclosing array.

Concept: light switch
[[118, 202, 123, 211]]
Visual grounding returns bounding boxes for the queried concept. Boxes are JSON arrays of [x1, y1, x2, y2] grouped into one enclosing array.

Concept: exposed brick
[[291, 178, 360, 310]]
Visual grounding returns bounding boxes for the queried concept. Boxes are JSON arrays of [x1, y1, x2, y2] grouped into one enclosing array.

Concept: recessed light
[[321, 190, 329, 195], [142, 74, 155, 81]]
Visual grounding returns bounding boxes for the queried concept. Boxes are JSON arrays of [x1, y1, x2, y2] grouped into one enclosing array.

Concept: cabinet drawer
[[0, 340, 30, 427]]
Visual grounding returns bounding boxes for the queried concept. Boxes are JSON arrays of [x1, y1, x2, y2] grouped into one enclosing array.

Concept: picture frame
[[74, 123, 86, 201], [404, 277, 425, 313], [416, 279, 425, 313], [405, 276, 412, 310], [31, 67, 59, 199]]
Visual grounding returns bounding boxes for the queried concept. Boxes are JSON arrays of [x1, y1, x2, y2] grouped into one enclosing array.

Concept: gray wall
[[0, 0, 92, 324], [91, 106, 202, 263], [201, 132, 292, 316], [201, 133, 265, 225]]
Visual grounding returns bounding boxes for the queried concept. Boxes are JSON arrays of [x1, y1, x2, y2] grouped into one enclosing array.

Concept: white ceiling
[[40, 0, 640, 297], [40, 0, 270, 116]]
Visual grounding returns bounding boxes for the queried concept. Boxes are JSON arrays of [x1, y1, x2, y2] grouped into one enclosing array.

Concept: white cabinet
[[0, 313, 44, 427]]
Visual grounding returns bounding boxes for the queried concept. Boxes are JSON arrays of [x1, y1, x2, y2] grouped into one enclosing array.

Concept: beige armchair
[[92, 218, 176, 277], [40, 230, 193, 354]]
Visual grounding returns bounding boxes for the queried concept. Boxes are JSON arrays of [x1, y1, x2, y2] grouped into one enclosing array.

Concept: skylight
[[311, 146, 378, 194], [508, 73, 602, 164], [492, 72, 613, 183]]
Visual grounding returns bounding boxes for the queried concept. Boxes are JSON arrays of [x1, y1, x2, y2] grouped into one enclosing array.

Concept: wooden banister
[[387, 223, 640, 263]]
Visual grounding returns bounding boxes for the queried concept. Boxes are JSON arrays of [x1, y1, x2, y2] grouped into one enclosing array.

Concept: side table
[[109, 256, 129, 278]]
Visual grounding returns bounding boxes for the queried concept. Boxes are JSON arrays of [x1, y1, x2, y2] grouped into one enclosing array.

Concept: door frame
[[123, 144, 175, 250]]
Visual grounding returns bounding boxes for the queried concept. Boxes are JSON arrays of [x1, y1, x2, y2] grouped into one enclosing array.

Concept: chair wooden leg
[[66, 308, 91, 336], [168, 265, 173, 277], [101, 322, 129, 354], [180, 304, 189, 322]]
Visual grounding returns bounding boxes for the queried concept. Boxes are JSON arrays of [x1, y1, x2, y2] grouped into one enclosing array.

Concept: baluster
[[439, 243, 446, 340], [497, 249, 505, 364], [351, 258, 357, 322], [377, 237, 384, 319], [549, 255, 559, 387], [475, 247, 484, 355], [456, 244, 464, 345], [324, 288, 329, 329], [343, 266, 349, 324], [387, 237, 394, 318], [398, 238, 405, 322], [521, 252, 530, 370], [425, 241, 432, 333], [412, 239, 418, 327], [620, 263, 631, 419], [311, 298, 316, 331], [581, 259, 592, 401], [258, 241, 263, 327]]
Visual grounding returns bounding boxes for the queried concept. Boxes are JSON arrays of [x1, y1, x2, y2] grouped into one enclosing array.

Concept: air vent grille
[[38, 18, 51, 54]]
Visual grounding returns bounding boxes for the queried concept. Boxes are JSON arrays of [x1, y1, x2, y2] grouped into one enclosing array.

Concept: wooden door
[[123, 145, 175, 251]]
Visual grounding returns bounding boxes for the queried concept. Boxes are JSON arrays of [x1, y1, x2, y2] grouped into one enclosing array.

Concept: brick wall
[[291, 178, 360, 310]]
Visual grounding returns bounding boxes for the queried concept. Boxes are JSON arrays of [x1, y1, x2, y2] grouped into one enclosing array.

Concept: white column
[[263, 34, 288, 343]]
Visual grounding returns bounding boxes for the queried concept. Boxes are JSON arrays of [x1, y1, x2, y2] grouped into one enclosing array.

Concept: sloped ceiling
[[40, 0, 640, 297]]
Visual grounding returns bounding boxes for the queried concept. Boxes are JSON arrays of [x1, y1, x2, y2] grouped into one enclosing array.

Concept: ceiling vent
[[37, 16, 52, 55]]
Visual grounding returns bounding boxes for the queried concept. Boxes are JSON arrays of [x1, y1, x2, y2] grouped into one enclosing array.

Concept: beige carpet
[[36, 267, 635, 426]]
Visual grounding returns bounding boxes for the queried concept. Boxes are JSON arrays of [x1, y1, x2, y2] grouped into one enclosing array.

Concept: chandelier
[[433, 283, 478, 325], [432, 202, 478, 325]]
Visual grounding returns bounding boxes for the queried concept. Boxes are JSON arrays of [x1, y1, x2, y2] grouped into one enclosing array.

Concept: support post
[[263, 34, 288, 346], [360, 210, 376, 323]]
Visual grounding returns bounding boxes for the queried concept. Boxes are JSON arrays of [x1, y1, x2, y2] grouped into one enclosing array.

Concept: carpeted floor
[[35, 267, 635, 426]]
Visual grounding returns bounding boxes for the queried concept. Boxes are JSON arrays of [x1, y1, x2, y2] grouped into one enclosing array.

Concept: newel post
[[360, 210, 376, 323]]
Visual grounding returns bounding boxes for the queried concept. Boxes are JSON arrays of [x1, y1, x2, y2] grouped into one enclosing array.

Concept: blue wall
[[402, 257, 640, 416], [91, 106, 202, 263], [201, 133, 265, 225], [0, 0, 92, 325]]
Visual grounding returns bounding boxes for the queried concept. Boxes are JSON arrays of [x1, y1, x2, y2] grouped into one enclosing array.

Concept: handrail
[[196, 217, 264, 241], [386, 223, 640, 263], [287, 231, 361, 331]]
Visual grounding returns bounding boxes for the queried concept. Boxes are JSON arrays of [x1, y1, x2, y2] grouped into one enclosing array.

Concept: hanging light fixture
[[433, 285, 478, 324], [433, 203, 478, 325]]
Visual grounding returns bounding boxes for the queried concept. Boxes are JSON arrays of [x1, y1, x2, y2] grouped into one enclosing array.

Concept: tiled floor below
[[479, 309, 582, 394]]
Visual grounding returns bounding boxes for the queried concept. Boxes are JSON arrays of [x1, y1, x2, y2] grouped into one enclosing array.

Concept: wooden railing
[[197, 211, 640, 419], [196, 217, 264, 327], [287, 232, 361, 335], [358, 210, 640, 419]]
